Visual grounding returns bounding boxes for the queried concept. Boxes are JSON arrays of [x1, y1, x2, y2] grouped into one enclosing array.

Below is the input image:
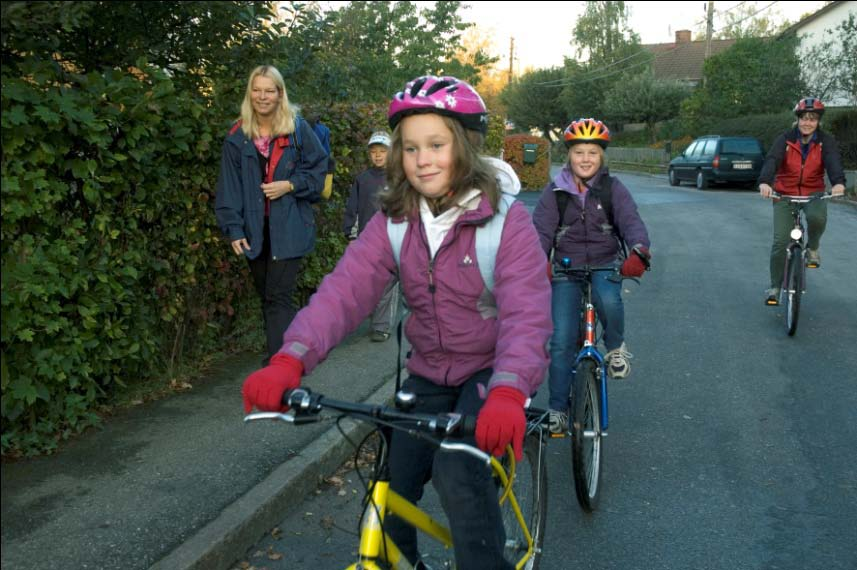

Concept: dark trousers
[[247, 222, 302, 361], [385, 370, 513, 570]]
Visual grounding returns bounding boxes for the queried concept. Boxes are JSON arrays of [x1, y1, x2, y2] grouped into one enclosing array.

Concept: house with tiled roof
[[641, 30, 736, 86]]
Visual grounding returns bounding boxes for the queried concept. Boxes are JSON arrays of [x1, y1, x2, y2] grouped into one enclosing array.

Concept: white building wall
[[797, 1, 857, 106]]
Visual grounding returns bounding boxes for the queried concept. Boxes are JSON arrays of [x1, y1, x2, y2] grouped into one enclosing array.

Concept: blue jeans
[[548, 273, 624, 412], [385, 370, 513, 570]]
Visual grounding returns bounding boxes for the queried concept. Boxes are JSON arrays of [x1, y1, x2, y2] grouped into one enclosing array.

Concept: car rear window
[[721, 139, 762, 154]]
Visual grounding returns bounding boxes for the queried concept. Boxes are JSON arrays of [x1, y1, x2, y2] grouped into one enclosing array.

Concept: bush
[[1, 62, 251, 456], [828, 110, 857, 170], [296, 102, 387, 304], [502, 135, 550, 190]]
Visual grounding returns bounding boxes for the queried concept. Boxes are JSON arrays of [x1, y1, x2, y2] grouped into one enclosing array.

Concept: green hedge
[[295, 102, 387, 305], [503, 135, 550, 190], [0, 62, 255, 456]]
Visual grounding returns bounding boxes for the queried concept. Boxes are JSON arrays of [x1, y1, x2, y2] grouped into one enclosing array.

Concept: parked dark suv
[[668, 135, 764, 189]]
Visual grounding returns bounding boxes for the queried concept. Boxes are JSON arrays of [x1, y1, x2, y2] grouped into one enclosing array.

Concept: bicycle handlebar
[[552, 264, 633, 283], [769, 191, 835, 203], [244, 388, 490, 464]]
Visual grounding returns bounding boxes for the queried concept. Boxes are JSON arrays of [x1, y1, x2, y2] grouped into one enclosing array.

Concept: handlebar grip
[[460, 415, 478, 437]]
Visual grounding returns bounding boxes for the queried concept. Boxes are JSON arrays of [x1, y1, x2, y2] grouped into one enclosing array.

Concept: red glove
[[621, 246, 650, 278], [242, 353, 303, 413], [475, 387, 527, 461]]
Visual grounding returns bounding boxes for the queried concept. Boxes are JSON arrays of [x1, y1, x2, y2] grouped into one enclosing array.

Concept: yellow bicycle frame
[[346, 446, 534, 570]]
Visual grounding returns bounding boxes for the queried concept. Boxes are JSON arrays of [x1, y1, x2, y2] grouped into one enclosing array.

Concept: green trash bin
[[523, 143, 538, 165]]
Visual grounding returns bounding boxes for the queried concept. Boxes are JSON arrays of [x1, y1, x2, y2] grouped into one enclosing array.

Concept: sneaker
[[370, 330, 390, 342], [806, 249, 820, 268], [765, 287, 780, 306], [548, 410, 568, 434], [605, 342, 633, 379]]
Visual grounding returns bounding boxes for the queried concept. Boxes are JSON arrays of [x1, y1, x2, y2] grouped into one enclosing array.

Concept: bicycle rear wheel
[[571, 359, 603, 512], [785, 248, 804, 336], [498, 433, 547, 570]]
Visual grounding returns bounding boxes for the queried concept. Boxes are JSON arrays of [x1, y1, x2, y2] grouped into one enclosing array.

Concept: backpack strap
[[475, 194, 515, 293], [385, 194, 515, 294], [589, 172, 627, 255], [387, 217, 407, 268]]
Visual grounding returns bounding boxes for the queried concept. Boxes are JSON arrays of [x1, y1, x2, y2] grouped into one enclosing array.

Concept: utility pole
[[705, 1, 714, 60], [508, 36, 515, 85], [704, 1, 714, 87]]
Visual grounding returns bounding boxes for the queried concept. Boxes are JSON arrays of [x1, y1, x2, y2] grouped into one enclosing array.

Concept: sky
[[457, 1, 830, 71]]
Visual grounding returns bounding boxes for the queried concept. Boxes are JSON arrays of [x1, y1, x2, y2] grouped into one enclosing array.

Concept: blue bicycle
[[552, 263, 627, 512]]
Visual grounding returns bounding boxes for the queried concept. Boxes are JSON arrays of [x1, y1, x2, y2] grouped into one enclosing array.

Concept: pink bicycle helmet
[[388, 75, 488, 134], [794, 97, 825, 117]]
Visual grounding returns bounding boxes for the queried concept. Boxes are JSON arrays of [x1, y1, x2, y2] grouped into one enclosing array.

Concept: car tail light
[[713, 155, 720, 169]]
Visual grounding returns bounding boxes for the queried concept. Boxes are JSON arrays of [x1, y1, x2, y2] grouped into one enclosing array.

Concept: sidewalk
[[1, 321, 404, 570]]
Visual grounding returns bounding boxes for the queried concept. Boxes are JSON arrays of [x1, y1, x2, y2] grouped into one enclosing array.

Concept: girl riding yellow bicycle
[[242, 75, 552, 569]]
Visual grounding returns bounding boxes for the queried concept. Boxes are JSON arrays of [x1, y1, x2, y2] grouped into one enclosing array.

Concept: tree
[[500, 67, 568, 140], [304, 1, 488, 104], [714, 3, 793, 39], [680, 35, 803, 133], [800, 13, 857, 105], [572, 1, 640, 66], [604, 71, 691, 140], [562, 1, 651, 120]]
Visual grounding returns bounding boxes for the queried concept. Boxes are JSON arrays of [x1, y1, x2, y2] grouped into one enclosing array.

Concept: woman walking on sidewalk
[[215, 65, 327, 363]]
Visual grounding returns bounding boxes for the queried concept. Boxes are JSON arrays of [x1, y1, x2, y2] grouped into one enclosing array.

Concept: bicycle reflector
[[790, 228, 803, 240]]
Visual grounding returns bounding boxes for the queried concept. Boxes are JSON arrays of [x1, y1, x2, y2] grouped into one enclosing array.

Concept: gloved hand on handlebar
[[476, 387, 527, 461], [620, 245, 650, 278], [242, 353, 303, 413]]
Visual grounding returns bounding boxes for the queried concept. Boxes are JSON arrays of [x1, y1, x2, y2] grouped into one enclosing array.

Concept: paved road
[[235, 173, 857, 570]]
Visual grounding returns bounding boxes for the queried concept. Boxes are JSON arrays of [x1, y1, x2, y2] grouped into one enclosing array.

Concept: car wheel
[[668, 168, 680, 187], [696, 171, 708, 190]]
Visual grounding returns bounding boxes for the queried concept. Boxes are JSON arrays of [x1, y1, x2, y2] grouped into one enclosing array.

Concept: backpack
[[554, 171, 627, 255], [386, 193, 516, 293]]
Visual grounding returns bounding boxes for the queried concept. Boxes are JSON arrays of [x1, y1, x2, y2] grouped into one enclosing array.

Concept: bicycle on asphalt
[[768, 191, 834, 336], [245, 387, 550, 569], [551, 262, 637, 513]]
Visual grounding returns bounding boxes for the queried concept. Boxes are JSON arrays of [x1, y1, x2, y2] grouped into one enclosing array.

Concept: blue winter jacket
[[215, 118, 328, 260]]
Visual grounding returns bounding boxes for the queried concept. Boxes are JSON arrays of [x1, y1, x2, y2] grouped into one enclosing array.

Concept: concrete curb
[[150, 376, 397, 570]]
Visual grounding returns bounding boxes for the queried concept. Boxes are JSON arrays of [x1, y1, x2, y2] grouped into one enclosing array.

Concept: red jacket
[[758, 128, 846, 197]]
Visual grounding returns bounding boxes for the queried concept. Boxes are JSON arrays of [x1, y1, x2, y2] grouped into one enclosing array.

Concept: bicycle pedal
[[549, 432, 567, 439], [806, 262, 819, 268]]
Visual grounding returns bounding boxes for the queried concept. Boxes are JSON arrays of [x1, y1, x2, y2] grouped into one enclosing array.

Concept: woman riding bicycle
[[758, 96, 846, 306], [532, 118, 651, 434], [242, 75, 552, 569]]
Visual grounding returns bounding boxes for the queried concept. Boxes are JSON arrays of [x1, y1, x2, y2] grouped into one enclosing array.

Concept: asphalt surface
[[3, 168, 854, 570], [1, 318, 407, 570]]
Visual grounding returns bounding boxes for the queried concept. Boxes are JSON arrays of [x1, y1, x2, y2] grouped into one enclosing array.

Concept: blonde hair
[[380, 115, 499, 218], [239, 66, 295, 139]]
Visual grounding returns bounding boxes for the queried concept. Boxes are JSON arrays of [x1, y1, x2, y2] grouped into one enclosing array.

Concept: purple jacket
[[532, 167, 650, 267], [280, 195, 552, 398]]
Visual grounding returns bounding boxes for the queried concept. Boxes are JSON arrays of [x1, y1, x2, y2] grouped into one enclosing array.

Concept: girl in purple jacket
[[242, 76, 551, 569], [532, 118, 651, 434]]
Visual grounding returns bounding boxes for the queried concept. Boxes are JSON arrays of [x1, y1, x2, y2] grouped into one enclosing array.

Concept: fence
[[606, 147, 669, 165]]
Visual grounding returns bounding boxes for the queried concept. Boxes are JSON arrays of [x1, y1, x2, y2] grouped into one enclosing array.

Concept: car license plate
[[733, 162, 752, 170]]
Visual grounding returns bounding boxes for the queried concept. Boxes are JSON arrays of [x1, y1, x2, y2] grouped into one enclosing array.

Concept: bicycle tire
[[498, 432, 547, 570], [571, 359, 603, 512], [786, 248, 804, 336]]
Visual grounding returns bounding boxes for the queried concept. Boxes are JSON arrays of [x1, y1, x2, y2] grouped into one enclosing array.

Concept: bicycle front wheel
[[571, 359, 603, 512], [785, 249, 804, 336], [499, 433, 547, 570]]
